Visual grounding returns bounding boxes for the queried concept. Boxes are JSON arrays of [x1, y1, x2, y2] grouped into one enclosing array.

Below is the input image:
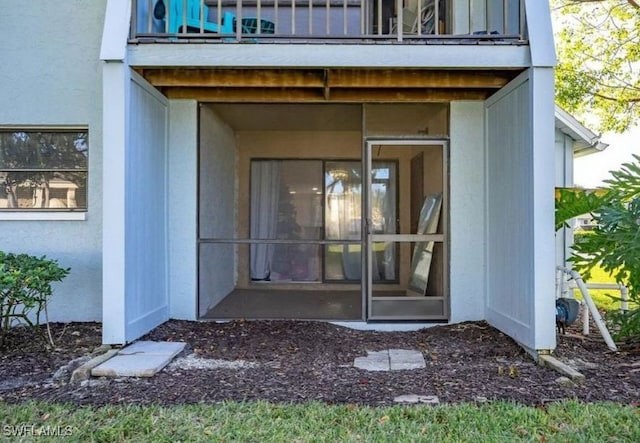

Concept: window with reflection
[[324, 161, 397, 282], [0, 129, 88, 211]]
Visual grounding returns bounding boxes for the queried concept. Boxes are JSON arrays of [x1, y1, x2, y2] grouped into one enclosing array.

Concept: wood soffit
[[135, 68, 519, 102]]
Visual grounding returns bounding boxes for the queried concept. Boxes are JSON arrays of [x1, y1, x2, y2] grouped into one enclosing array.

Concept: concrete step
[[91, 341, 186, 377]]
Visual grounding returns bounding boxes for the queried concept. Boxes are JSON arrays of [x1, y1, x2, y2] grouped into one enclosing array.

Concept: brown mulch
[[0, 319, 639, 406]]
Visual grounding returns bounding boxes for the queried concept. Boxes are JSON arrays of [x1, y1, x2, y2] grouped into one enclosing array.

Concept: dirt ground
[[0, 319, 638, 406]]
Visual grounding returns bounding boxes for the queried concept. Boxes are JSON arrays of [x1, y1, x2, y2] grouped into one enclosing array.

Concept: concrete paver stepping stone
[[91, 341, 186, 378], [389, 349, 426, 370], [354, 349, 425, 371], [354, 350, 390, 371]]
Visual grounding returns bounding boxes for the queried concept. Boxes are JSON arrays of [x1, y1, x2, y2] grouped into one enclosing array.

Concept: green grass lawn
[[571, 265, 634, 312], [0, 401, 638, 442]]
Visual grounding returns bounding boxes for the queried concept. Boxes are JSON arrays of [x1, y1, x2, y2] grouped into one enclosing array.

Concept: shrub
[[0, 251, 70, 349], [572, 230, 595, 248], [557, 154, 640, 344]]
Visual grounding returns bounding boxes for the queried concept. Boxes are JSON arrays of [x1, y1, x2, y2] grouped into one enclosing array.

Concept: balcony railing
[[131, 0, 526, 43]]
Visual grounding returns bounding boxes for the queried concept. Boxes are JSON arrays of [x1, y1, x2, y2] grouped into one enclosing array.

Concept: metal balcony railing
[[131, 0, 527, 43]]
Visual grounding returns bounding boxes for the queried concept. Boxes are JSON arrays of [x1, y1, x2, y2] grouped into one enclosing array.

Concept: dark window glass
[[0, 130, 88, 210]]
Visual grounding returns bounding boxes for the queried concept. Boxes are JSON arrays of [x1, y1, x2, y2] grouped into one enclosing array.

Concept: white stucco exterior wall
[[168, 100, 199, 320], [0, 1, 107, 321], [449, 101, 487, 322]]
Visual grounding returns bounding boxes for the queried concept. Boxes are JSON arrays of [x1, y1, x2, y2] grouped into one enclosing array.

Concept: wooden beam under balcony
[[164, 86, 494, 102], [137, 67, 519, 102], [138, 68, 515, 90], [326, 69, 513, 89], [165, 87, 326, 101], [141, 68, 326, 88], [328, 88, 494, 101]]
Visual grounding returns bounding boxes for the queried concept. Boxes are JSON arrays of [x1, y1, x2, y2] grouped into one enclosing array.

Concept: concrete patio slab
[[91, 355, 170, 377], [91, 341, 186, 377], [118, 341, 185, 356]]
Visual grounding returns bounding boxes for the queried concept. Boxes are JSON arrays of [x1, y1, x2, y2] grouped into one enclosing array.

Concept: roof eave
[[554, 105, 608, 157]]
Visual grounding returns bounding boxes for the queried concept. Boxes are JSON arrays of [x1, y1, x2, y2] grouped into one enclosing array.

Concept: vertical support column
[[102, 61, 130, 344], [396, 0, 403, 41], [449, 101, 486, 323], [530, 66, 556, 351], [236, 0, 243, 40], [168, 100, 199, 320]]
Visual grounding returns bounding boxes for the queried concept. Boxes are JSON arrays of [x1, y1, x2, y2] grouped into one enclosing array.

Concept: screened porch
[[197, 103, 449, 321]]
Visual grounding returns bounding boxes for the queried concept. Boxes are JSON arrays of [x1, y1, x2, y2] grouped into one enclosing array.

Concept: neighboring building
[[574, 214, 597, 231], [554, 105, 608, 268], [1, 1, 558, 355]]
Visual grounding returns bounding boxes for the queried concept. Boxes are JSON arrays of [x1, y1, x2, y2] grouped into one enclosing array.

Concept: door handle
[[365, 218, 373, 235]]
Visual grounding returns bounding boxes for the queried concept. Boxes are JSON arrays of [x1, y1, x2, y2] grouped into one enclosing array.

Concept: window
[[0, 129, 88, 211], [250, 160, 323, 282], [250, 159, 397, 283]]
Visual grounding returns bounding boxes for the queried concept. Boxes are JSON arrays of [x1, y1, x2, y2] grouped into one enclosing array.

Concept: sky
[[573, 124, 640, 189]]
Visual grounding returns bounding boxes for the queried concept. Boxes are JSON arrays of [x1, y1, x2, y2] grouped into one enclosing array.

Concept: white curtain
[[250, 161, 280, 280]]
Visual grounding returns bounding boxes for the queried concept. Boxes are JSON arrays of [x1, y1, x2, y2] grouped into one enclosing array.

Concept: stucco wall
[[0, 1, 106, 321], [449, 101, 486, 322], [168, 100, 199, 320]]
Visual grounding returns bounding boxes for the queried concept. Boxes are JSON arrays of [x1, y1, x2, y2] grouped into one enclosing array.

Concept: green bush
[[0, 251, 70, 349], [557, 154, 640, 344], [572, 230, 594, 248]]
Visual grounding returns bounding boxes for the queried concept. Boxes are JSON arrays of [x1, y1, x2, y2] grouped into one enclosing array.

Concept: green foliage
[[569, 262, 634, 312], [0, 251, 70, 349], [555, 187, 610, 231], [572, 230, 594, 247], [563, 154, 640, 342], [553, 0, 640, 133]]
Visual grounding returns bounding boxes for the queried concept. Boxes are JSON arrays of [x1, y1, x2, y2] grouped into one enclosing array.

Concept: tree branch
[[593, 92, 640, 102], [570, 0, 639, 8]]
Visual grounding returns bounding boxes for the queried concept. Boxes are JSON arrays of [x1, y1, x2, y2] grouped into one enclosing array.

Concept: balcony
[[131, 0, 527, 44]]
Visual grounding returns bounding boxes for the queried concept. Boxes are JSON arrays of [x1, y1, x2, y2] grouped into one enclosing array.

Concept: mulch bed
[[1, 319, 638, 406]]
